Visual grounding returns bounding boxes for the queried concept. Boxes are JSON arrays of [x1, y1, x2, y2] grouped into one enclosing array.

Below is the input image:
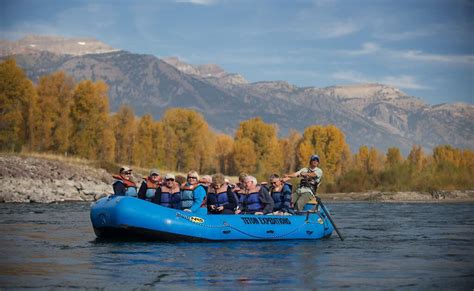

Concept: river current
[[0, 202, 473, 289]]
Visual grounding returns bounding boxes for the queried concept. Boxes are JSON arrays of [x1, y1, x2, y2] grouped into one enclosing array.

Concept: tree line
[[1, 59, 473, 192]]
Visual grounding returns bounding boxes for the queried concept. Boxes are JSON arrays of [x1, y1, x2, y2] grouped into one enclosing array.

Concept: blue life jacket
[[142, 178, 160, 201], [126, 187, 137, 197], [145, 188, 155, 200], [240, 191, 263, 213], [179, 184, 203, 210], [208, 191, 230, 207], [271, 184, 292, 211], [159, 186, 180, 209], [114, 180, 137, 197]]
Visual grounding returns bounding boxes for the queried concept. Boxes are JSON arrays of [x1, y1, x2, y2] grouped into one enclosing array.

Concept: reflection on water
[[0, 202, 473, 289]]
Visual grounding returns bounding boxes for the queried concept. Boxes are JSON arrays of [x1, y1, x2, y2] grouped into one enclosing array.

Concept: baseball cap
[[310, 155, 320, 162], [149, 168, 160, 176], [165, 173, 175, 180]]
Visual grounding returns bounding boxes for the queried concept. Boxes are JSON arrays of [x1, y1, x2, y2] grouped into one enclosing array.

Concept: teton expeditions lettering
[[241, 217, 291, 225]]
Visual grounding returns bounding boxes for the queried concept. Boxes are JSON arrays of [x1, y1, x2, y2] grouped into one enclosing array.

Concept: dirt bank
[[1, 154, 473, 203]]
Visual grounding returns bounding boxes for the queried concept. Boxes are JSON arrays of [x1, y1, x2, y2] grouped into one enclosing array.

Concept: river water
[[0, 202, 473, 289]]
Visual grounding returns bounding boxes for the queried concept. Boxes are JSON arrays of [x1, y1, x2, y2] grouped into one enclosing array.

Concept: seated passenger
[[138, 168, 161, 202], [200, 175, 212, 193], [175, 175, 187, 187], [235, 176, 274, 215], [154, 173, 180, 208], [112, 167, 137, 197], [233, 172, 248, 201], [179, 170, 207, 212], [269, 174, 294, 215], [207, 173, 238, 214]]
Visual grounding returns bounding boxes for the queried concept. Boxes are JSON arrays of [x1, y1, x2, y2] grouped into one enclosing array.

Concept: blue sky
[[1, 0, 473, 104]]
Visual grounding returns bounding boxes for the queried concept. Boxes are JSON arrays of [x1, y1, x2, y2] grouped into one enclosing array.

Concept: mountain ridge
[[2, 35, 472, 154]]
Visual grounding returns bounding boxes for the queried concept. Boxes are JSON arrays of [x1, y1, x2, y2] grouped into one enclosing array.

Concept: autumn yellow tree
[[161, 108, 214, 173], [407, 145, 427, 172], [233, 117, 283, 178], [151, 120, 166, 169], [385, 147, 403, 168], [35, 71, 75, 153], [214, 133, 234, 174], [69, 80, 114, 161], [353, 145, 384, 174], [0, 59, 38, 152], [133, 114, 155, 167], [279, 129, 302, 174], [112, 105, 137, 165], [232, 137, 257, 174]]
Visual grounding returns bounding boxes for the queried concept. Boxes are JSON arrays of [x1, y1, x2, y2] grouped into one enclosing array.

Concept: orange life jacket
[[112, 174, 136, 188], [144, 176, 161, 189]]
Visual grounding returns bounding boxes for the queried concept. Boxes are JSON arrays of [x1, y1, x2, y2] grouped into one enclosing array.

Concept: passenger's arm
[[113, 181, 126, 196], [152, 187, 161, 204], [260, 187, 274, 214], [224, 187, 238, 210], [137, 181, 147, 200], [190, 186, 206, 212]]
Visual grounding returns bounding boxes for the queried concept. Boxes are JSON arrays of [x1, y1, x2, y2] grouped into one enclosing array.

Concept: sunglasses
[[123, 172, 132, 175], [151, 174, 159, 177], [188, 176, 198, 179], [166, 179, 175, 182]]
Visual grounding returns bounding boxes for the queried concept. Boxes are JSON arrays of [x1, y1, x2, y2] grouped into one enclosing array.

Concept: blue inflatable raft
[[90, 196, 334, 241]]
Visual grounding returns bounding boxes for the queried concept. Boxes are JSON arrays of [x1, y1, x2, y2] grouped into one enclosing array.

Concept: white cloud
[[316, 21, 359, 38], [331, 70, 428, 90], [399, 50, 474, 65], [375, 29, 434, 42], [339, 42, 380, 55], [381, 75, 428, 90], [338, 42, 474, 66]]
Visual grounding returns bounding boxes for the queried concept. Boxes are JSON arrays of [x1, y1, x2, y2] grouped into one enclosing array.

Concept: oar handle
[[316, 196, 344, 241]]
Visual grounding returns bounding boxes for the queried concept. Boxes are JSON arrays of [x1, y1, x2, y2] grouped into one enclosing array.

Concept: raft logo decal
[[317, 218, 324, 224], [190, 216, 204, 224], [176, 212, 205, 224]]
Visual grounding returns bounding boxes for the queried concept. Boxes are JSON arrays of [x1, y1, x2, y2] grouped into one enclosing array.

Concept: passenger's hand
[[210, 205, 216, 210], [183, 209, 191, 212], [217, 206, 224, 211], [254, 212, 263, 215], [235, 209, 241, 214]]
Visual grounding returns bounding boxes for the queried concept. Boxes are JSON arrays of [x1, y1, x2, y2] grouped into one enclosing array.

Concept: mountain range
[[2, 35, 473, 154]]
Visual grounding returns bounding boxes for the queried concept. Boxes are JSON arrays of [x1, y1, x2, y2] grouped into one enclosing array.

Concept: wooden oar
[[315, 196, 344, 241]]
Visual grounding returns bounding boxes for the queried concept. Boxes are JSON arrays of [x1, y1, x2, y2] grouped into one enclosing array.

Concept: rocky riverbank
[[1, 154, 473, 203], [0, 154, 112, 203]]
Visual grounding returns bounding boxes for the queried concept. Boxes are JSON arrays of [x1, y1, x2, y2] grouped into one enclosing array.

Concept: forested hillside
[[1, 59, 473, 192]]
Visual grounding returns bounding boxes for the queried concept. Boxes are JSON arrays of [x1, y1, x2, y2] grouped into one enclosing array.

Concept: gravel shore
[[1, 154, 473, 203]]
